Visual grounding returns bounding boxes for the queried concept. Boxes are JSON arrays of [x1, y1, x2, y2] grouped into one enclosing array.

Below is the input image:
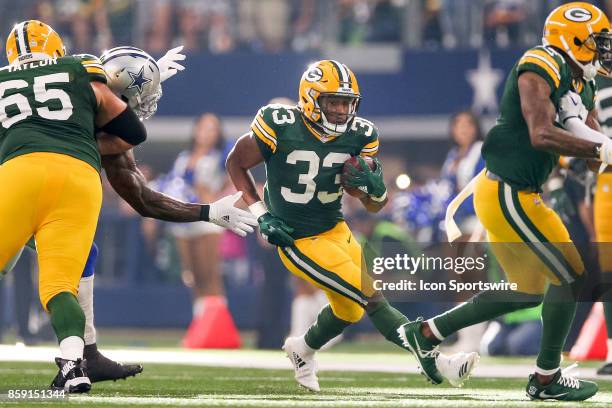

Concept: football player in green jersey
[[1, 45, 257, 384], [0, 19, 148, 393], [227, 59, 479, 391], [427, 2, 612, 401]]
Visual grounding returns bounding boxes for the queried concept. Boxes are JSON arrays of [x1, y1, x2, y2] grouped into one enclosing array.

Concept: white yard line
[[67, 389, 612, 407], [0, 344, 605, 380]]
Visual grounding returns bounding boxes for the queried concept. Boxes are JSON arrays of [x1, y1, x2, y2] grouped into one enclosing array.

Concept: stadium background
[[0, 0, 606, 347]]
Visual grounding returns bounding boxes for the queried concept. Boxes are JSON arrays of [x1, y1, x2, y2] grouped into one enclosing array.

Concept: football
[[341, 156, 376, 198]]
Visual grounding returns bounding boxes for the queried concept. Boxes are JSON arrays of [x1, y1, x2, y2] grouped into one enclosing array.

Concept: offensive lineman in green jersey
[[415, 3, 612, 401], [226, 59, 479, 391], [1, 44, 257, 383], [0, 20, 149, 392]]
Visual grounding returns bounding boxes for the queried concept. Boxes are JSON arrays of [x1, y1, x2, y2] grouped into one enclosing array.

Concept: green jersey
[[252, 104, 380, 239], [0, 54, 107, 172], [482, 45, 596, 192]]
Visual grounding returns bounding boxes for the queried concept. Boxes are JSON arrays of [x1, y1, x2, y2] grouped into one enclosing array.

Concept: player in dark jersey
[[227, 60, 478, 391], [411, 3, 612, 401]]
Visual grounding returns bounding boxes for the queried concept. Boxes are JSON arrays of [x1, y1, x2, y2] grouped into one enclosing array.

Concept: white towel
[[445, 169, 485, 242]]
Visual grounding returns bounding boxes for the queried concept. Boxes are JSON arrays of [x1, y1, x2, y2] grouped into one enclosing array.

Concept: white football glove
[[208, 191, 258, 237], [157, 45, 186, 83], [558, 90, 588, 126]]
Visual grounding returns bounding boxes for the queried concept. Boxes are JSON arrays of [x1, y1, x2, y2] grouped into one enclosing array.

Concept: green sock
[[536, 282, 579, 371], [366, 298, 410, 348], [433, 290, 542, 338], [304, 305, 351, 350], [47, 292, 85, 343]]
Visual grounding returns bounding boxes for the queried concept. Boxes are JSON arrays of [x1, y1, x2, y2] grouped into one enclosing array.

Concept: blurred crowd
[[2, 0, 612, 56]]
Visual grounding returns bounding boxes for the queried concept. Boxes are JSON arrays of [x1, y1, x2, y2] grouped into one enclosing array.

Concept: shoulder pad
[[74, 53, 107, 83], [258, 103, 300, 127], [252, 104, 300, 151], [351, 117, 380, 156], [518, 46, 564, 89], [350, 116, 378, 138], [251, 104, 294, 155]]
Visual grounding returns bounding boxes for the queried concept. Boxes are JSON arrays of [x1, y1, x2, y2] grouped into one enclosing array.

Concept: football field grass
[[2, 361, 612, 408]]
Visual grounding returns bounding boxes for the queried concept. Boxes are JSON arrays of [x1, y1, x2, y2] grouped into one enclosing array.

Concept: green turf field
[[1, 361, 612, 407]]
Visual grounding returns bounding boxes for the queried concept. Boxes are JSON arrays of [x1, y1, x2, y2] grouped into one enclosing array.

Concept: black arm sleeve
[[101, 106, 147, 146]]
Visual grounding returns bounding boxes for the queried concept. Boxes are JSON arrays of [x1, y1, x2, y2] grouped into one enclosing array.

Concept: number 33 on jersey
[[251, 103, 379, 239]]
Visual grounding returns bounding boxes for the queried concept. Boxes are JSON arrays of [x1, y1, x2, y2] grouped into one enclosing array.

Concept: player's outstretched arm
[[518, 72, 600, 158], [102, 149, 202, 221], [102, 150, 256, 236], [96, 131, 135, 156], [91, 81, 147, 155]]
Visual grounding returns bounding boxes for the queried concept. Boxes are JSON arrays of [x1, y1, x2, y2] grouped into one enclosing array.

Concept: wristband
[[369, 190, 387, 202], [248, 201, 268, 218], [199, 204, 210, 221]]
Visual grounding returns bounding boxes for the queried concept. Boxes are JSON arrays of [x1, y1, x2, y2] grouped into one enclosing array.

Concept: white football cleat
[[435, 351, 480, 387], [282, 336, 320, 392]]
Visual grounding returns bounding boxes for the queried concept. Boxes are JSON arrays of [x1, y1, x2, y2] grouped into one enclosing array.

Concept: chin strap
[[320, 111, 348, 137], [558, 36, 599, 80]]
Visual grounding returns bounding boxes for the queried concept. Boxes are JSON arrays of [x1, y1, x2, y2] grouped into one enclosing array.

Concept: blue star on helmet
[[127, 66, 152, 94]]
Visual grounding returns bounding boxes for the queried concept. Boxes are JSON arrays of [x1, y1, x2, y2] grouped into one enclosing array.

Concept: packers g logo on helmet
[[6, 20, 65, 64], [304, 67, 323, 82], [298, 60, 361, 138], [564, 7, 592, 22], [543, 2, 612, 79]]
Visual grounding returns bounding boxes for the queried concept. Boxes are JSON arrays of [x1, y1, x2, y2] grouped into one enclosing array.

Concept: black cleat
[[597, 362, 612, 375], [50, 357, 91, 393], [84, 343, 143, 383]]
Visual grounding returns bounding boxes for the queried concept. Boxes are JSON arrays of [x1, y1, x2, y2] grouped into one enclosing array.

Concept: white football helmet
[[100, 46, 162, 120]]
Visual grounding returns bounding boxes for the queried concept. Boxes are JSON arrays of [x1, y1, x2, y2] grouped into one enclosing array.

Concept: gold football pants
[[595, 173, 612, 271], [474, 173, 583, 294], [278, 221, 370, 323], [0, 152, 102, 309]]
